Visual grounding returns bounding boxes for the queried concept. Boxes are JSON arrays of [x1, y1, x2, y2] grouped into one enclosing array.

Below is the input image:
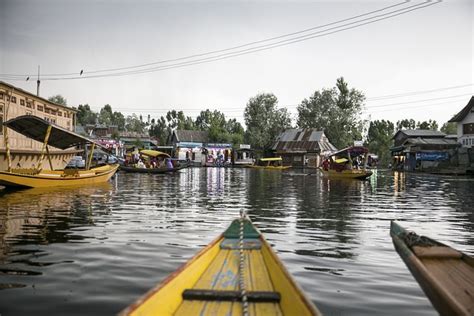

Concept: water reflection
[[0, 169, 472, 315]]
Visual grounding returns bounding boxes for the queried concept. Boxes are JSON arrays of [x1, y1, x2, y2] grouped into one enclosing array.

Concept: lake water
[[0, 168, 473, 315]]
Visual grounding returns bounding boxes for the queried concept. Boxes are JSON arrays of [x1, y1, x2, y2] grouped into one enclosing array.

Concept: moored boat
[[120, 164, 187, 174], [0, 115, 118, 188], [121, 215, 320, 316], [390, 221, 474, 316], [248, 157, 291, 170], [320, 146, 372, 180], [120, 150, 188, 173]]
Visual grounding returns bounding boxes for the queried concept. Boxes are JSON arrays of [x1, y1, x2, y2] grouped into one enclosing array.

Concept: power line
[[365, 93, 473, 108], [0, 1, 439, 81], [367, 83, 473, 100]]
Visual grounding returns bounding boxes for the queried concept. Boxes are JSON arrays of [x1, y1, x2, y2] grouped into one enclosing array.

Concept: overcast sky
[[1, 0, 472, 127]]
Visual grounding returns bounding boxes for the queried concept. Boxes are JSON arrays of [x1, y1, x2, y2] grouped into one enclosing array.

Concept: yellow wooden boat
[[391, 221, 474, 316], [0, 115, 119, 188], [121, 216, 320, 316], [320, 146, 372, 180], [248, 157, 291, 170]]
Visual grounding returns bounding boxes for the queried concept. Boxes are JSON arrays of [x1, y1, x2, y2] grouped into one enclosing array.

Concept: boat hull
[[120, 164, 187, 173], [122, 218, 320, 316], [320, 169, 372, 179], [390, 221, 474, 316], [0, 164, 119, 188], [247, 165, 291, 170]]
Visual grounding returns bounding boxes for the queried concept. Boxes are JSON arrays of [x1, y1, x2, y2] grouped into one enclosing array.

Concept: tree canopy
[[297, 77, 365, 149], [48, 94, 67, 106], [366, 120, 395, 166]]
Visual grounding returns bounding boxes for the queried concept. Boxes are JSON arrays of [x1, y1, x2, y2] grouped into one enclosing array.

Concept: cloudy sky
[[1, 0, 472, 127]]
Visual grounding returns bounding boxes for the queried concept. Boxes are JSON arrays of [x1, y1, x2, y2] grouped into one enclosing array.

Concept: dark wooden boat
[[120, 164, 188, 174], [390, 221, 474, 316]]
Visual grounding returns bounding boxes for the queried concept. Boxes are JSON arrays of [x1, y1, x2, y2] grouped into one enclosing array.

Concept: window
[[463, 123, 474, 135], [44, 108, 50, 114], [0, 92, 3, 100], [0, 115, 3, 134], [0, 104, 3, 113], [20, 99, 25, 106], [58, 111, 62, 116], [37, 105, 44, 111], [11, 96, 16, 103]]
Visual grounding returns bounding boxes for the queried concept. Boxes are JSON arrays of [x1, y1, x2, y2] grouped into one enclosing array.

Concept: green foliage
[[440, 121, 457, 134], [396, 119, 416, 130], [98, 104, 126, 131], [296, 77, 365, 149], [48, 94, 67, 105], [244, 93, 292, 150], [366, 120, 395, 167], [75, 104, 98, 125], [195, 109, 245, 144], [149, 116, 169, 145], [125, 114, 147, 134], [416, 119, 438, 130]]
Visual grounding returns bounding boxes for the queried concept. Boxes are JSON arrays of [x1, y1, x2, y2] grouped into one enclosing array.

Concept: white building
[[449, 96, 474, 148]]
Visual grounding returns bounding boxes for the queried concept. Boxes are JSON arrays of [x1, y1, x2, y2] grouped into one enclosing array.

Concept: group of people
[[125, 153, 175, 169]]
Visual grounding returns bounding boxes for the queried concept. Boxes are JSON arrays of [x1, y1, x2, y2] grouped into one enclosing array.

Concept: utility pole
[[36, 65, 40, 96]]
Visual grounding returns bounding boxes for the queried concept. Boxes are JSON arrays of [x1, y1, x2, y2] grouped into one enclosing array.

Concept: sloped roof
[[174, 130, 209, 143], [404, 137, 459, 147], [272, 128, 337, 153], [449, 96, 474, 122], [393, 129, 446, 139]]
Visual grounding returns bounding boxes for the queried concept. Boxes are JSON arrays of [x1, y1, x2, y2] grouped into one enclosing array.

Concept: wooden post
[[37, 125, 52, 171], [45, 146, 54, 170], [86, 142, 95, 170]]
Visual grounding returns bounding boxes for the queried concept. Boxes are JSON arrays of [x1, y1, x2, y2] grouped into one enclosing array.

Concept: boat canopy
[[139, 149, 171, 158], [327, 146, 369, 157], [260, 157, 282, 162], [334, 158, 349, 164], [3, 115, 101, 150]]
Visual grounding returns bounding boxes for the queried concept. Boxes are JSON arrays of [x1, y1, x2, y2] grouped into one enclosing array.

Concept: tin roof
[[174, 130, 209, 143], [393, 129, 446, 139], [448, 96, 474, 122], [404, 137, 459, 146], [272, 128, 337, 153]]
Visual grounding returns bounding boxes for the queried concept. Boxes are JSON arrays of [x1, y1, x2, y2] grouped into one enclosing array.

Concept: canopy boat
[[320, 146, 372, 180], [390, 221, 474, 316], [0, 115, 119, 188], [121, 215, 320, 316], [120, 150, 187, 173], [248, 157, 291, 170]]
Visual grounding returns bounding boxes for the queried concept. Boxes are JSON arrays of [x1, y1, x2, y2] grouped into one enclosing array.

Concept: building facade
[[272, 128, 337, 168], [449, 96, 474, 148], [169, 130, 209, 165], [0, 81, 78, 170]]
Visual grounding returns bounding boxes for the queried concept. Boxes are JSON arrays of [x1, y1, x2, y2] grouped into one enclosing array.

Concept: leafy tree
[[296, 77, 365, 149], [166, 110, 196, 130], [366, 120, 395, 166], [244, 93, 292, 150], [99, 104, 113, 126], [48, 94, 67, 105], [440, 121, 457, 135], [112, 111, 126, 131], [75, 104, 97, 125], [396, 119, 416, 130], [416, 119, 438, 130], [149, 116, 169, 145], [194, 109, 245, 144], [125, 114, 147, 133]]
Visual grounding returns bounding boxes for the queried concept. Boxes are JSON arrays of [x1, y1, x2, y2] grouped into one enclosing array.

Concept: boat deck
[[175, 246, 282, 315]]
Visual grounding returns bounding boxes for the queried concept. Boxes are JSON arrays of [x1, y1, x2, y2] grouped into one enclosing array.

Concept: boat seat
[[182, 289, 281, 303], [413, 246, 462, 259], [11, 168, 40, 175]]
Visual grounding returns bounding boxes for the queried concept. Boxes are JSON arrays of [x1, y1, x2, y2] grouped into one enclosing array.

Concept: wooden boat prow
[[121, 218, 320, 315], [390, 221, 474, 316]]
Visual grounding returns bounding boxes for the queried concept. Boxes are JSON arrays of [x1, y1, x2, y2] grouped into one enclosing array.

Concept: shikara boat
[[390, 221, 474, 316], [121, 216, 320, 316], [120, 164, 187, 174], [248, 157, 291, 170], [320, 146, 372, 180], [120, 150, 188, 173], [0, 115, 119, 188]]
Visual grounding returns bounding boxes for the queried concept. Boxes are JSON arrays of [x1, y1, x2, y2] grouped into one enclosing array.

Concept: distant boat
[[0, 115, 118, 188], [121, 215, 320, 316], [248, 157, 291, 170], [390, 221, 474, 316], [320, 146, 372, 180], [120, 150, 188, 173]]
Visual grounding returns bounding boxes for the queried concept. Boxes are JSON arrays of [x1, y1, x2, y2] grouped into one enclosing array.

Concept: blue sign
[[416, 152, 449, 161], [177, 142, 203, 148]]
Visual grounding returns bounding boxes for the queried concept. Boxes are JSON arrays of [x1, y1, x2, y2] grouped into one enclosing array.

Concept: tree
[[366, 120, 395, 167], [296, 77, 365, 149], [440, 121, 457, 134], [244, 93, 292, 150], [48, 94, 67, 105], [149, 116, 169, 145], [166, 110, 195, 130], [75, 104, 97, 125], [125, 114, 147, 133], [416, 119, 438, 130], [194, 109, 244, 144], [99, 104, 113, 126], [396, 119, 416, 130]]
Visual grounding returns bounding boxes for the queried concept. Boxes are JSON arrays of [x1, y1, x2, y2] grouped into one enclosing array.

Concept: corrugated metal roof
[[400, 129, 446, 137], [272, 128, 336, 153], [405, 137, 459, 146], [175, 130, 209, 143], [449, 96, 474, 122]]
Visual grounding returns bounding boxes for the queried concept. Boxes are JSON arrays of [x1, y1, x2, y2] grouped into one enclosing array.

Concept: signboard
[[354, 140, 364, 147], [415, 152, 449, 161], [177, 142, 203, 148], [206, 143, 232, 148], [239, 144, 251, 149]]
